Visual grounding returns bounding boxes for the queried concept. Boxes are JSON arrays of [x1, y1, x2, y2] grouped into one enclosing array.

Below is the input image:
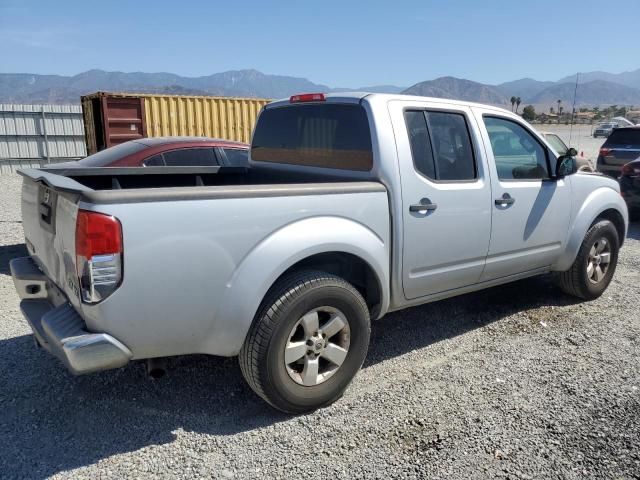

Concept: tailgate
[[19, 169, 87, 305]]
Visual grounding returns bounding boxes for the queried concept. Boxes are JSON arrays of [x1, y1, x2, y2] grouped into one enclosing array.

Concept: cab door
[[389, 100, 492, 300], [474, 110, 571, 280]]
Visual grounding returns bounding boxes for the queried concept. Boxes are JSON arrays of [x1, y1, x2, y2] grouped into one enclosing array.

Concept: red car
[[66, 137, 249, 168]]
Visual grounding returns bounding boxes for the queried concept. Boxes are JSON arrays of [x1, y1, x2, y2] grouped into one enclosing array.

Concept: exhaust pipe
[[145, 358, 167, 379]]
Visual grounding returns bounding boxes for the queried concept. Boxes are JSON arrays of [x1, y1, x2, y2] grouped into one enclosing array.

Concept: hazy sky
[[1, 0, 638, 87]]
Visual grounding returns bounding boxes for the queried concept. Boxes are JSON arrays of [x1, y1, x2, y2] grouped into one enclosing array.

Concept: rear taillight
[[621, 163, 640, 176], [599, 147, 611, 157], [75, 210, 123, 304]]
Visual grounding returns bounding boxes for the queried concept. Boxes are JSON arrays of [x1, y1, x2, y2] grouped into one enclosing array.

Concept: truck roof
[[266, 91, 514, 116]]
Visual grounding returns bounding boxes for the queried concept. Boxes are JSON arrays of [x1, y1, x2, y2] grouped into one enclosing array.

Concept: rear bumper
[[596, 164, 621, 178], [620, 179, 640, 210], [10, 256, 132, 375]]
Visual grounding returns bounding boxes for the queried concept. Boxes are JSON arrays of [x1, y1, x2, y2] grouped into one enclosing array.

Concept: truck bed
[[24, 166, 382, 204], [16, 165, 389, 359]]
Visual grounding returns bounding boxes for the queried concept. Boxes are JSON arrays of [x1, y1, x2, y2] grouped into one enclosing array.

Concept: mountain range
[[404, 74, 640, 108], [0, 69, 405, 104], [1, 68, 640, 108]]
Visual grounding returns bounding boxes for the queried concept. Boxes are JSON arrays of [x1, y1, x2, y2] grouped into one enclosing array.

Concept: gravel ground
[[0, 173, 638, 480]]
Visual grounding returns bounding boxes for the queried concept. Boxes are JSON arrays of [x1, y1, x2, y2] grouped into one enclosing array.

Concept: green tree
[[558, 101, 563, 124], [522, 105, 536, 121], [615, 106, 627, 117], [556, 99, 562, 118]]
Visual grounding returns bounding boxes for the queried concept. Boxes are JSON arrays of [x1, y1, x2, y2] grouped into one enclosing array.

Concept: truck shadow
[[0, 243, 27, 275], [0, 274, 583, 478], [627, 220, 640, 240]]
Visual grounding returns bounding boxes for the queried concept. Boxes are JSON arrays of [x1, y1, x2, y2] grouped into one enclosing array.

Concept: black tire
[[558, 220, 619, 300], [239, 270, 370, 414]]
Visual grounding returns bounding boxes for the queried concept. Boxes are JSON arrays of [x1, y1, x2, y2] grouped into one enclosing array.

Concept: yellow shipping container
[[81, 92, 270, 155]]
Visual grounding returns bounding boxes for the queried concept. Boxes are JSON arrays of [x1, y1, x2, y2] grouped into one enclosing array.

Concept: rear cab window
[[251, 103, 373, 171]]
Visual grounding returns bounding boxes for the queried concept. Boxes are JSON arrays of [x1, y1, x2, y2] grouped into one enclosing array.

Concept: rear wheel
[[239, 270, 370, 413], [558, 220, 619, 300]]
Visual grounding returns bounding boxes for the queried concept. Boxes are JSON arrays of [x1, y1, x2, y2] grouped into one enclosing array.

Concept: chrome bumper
[[10, 256, 132, 375]]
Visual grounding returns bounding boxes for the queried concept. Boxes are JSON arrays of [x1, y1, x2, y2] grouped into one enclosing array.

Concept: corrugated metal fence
[[0, 104, 86, 173]]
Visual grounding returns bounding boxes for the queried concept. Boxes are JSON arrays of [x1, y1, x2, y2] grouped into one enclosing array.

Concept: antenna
[[569, 73, 579, 146]]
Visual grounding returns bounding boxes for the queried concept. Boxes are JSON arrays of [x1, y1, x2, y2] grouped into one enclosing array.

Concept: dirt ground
[[0, 170, 638, 479]]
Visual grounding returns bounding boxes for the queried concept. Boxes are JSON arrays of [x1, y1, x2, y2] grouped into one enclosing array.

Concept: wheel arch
[[593, 208, 626, 247], [555, 188, 628, 271], [203, 216, 390, 356]]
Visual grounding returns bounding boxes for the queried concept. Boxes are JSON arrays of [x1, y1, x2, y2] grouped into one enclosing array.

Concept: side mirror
[[556, 154, 577, 178]]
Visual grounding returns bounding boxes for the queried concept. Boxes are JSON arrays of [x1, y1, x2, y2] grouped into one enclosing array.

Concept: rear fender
[[203, 216, 390, 356]]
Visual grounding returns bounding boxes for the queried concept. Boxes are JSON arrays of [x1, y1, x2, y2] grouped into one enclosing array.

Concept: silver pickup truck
[[11, 92, 628, 413]]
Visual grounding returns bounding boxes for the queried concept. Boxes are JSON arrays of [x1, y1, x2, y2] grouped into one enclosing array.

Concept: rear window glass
[[604, 129, 640, 145], [143, 154, 164, 166], [77, 141, 147, 167], [223, 148, 249, 166], [251, 104, 373, 171]]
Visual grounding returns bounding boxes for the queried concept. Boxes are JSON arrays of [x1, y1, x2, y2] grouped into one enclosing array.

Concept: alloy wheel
[[284, 307, 351, 386]]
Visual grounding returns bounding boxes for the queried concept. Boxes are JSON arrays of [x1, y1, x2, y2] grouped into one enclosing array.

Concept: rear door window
[[404, 110, 476, 181], [162, 148, 219, 166], [252, 104, 373, 171]]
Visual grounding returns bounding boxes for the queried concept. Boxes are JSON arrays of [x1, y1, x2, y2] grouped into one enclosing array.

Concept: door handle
[[495, 193, 515, 206], [409, 198, 438, 213]]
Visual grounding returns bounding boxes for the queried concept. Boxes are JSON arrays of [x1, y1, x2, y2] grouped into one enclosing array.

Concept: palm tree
[[549, 107, 554, 114], [515, 97, 521, 114], [510, 96, 516, 112], [557, 100, 562, 124]]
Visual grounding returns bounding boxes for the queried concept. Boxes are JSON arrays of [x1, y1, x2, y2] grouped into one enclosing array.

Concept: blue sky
[[0, 0, 638, 87]]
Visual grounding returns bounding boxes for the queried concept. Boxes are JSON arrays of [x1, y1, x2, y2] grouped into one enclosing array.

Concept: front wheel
[[558, 220, 620, 300], [239, 270, 370, 413]]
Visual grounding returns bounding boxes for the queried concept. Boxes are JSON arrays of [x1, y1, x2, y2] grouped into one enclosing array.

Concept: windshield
[[543, 134, 568, 155], [251, 103, 373, 171], [76, 142, 147, 167]]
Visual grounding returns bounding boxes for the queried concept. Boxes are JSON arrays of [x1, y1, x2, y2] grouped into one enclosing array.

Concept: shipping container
[[81, 92, 270, 155]]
